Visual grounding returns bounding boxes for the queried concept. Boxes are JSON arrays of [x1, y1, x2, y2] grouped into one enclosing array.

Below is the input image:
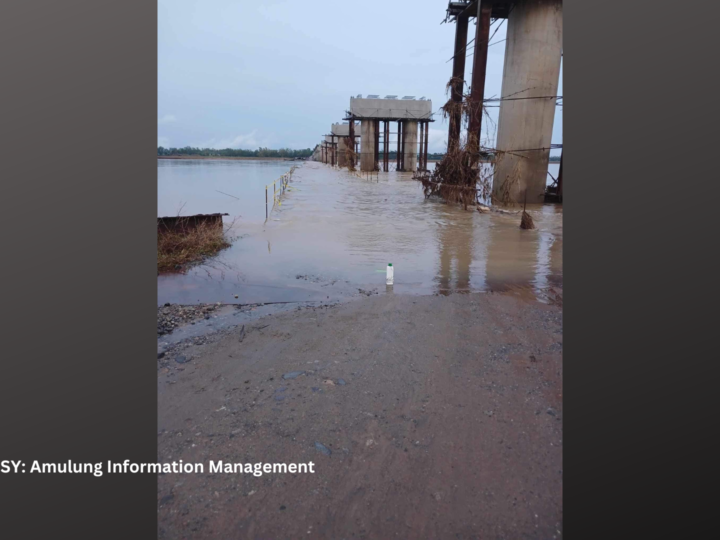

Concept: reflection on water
[[436, 208, 475, 295], [157, 160, 562, 305]]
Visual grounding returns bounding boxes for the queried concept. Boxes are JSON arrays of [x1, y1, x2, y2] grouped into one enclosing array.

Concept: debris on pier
[[412, 78, 492, 210], [520, 191, 535, 230], [520, 210, 535, 230]]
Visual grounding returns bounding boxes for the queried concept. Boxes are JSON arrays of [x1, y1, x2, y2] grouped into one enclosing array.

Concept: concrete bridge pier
[[492, 0, 563, 205], [403, 120, 418, 172], [324, 135, 335, 166], [360, 120, 376, 172], [337, 137, 348, 167]]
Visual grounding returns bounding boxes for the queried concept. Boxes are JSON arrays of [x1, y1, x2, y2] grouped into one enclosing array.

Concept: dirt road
[[157, 289, 562, 538]]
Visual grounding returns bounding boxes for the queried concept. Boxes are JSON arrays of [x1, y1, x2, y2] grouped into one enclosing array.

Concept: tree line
[[158, 146, 314, 158]]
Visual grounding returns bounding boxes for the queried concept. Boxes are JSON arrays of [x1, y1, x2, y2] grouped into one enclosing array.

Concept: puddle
[[156, 300, 338, 354]]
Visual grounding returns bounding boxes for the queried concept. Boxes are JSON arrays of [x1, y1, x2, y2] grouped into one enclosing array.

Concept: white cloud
[[158, 136, 170, 147], [158, 114, 177, 125]]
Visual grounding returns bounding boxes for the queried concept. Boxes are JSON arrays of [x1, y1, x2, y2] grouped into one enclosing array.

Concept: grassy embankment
[[157, 222, 231, 273]]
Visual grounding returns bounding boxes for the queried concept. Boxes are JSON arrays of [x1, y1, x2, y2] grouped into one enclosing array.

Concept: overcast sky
[[158, 0, 562, 154]]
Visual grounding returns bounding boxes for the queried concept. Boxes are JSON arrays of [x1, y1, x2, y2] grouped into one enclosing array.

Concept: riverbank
[[157, 287, 562, 538]]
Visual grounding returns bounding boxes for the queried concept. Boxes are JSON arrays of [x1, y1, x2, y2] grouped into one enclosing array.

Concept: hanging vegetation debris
[[412, 77, 494, 210]]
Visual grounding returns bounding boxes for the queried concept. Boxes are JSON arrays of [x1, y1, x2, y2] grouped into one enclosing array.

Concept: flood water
[[158, 159, 296, 221], [157, 159, 562, 305]]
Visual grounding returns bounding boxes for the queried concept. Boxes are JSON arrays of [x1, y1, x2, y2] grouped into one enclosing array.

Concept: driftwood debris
[[412, 77, 493, 209], [519, 190, 535, 230]]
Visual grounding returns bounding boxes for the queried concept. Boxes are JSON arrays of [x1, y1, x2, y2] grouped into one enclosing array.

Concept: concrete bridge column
[[403, 120, 418, 172], [492, 0, 562, 205], [337, 137, 348, 167], [360, 120, 375, 172]]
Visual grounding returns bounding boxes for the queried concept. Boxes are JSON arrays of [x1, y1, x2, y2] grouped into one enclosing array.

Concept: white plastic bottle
[[386, 263, 394, 285]]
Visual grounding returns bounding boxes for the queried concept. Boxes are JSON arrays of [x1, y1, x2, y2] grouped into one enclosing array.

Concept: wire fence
[[265, 166, 298, 221], [351, 169, 379, 181], [317, 154, 560, 187]]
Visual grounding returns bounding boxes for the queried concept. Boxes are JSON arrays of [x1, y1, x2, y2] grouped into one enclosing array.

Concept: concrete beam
[[350, 97, 432, 120], [446, 0, 514, 20], [331, 123, 359, 137], [493, 0, 562, 205]]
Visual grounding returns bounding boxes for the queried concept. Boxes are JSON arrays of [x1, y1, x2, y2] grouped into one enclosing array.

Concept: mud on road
[[157, 290, 562, 539]]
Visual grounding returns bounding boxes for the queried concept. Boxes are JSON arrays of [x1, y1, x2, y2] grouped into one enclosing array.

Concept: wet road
[[157, 290, 563, 539]]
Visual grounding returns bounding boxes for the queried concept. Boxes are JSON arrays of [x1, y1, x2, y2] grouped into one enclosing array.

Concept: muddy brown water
[[157, 160, 562, 305]]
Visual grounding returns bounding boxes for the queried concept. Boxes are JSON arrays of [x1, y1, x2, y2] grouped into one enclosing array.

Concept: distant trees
[[157, 146, 314, 158]]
